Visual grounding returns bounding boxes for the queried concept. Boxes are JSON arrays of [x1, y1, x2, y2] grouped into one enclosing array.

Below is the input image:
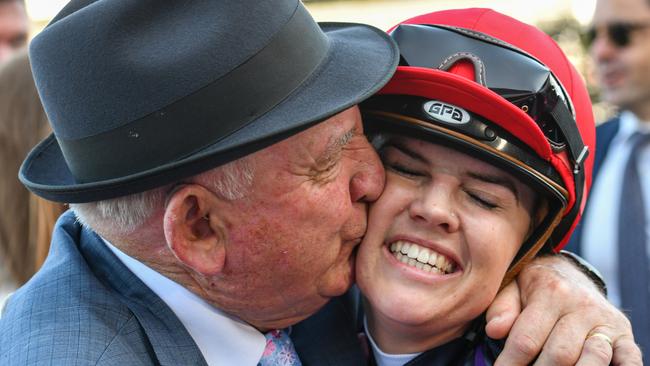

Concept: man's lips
[[599, 68, 625, 88]]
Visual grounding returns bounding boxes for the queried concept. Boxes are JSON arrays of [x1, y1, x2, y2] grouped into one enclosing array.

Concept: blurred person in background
[[0, 49, 66, 307], [567, 0, 650, 356], [0, 0, 27, 63]]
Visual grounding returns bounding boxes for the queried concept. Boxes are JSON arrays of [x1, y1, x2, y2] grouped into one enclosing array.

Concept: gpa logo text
[[423, 100, 471, 125]]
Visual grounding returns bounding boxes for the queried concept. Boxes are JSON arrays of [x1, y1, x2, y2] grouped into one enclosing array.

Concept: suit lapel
[[78, 226, 208, 366], [593, 117, 621, 177]]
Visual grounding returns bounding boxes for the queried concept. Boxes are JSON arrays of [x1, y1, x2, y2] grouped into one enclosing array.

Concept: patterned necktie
[[618, 132, 650, 354], [258, 329, 302, 366]]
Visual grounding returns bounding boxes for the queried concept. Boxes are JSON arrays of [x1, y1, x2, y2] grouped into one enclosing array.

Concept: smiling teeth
[[389, 241, 455, 274]]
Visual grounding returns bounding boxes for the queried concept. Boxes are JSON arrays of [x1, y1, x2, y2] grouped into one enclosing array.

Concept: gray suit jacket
[[0, 211, 365, 365], [0, 211, 207, 365]]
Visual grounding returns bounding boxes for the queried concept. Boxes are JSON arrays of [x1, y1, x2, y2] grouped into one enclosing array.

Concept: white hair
[[70, 158, 254, 235]]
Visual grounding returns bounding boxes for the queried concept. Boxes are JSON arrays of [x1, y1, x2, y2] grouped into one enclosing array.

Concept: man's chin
[[320, 265, 356, 298], [601, 86, 638, 107]]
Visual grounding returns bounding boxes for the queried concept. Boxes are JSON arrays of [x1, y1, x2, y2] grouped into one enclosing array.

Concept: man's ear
[[163, 184, 227, 276]]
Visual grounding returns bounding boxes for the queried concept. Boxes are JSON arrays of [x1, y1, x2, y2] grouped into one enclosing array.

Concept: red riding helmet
[[361, 8, 595, 278]]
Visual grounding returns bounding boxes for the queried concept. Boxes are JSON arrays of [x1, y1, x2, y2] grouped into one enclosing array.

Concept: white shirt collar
[[103, 239, 266, 366], [619, 110, 650, 138], [364, 317, 420, 366]]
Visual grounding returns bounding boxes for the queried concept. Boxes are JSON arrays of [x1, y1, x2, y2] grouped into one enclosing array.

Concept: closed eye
[[386, 161, 424, 178], [381, 144, 427, 179], [465, 190, 499, 210]]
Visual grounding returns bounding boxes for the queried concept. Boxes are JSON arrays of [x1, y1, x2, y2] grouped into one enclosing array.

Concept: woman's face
[[356, 136, 538, 351]]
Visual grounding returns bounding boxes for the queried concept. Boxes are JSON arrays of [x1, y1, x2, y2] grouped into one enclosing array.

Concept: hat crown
[[20, 0, 399, 202], [31, 0, 299, 140], [29, 0, 333, 184]]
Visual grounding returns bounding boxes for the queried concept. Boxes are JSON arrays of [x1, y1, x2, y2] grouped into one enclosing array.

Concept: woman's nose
[[407, 186, 460, 233]]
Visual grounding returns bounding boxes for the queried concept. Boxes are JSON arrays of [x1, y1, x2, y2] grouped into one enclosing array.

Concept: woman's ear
[[163, 184, 227, 276]]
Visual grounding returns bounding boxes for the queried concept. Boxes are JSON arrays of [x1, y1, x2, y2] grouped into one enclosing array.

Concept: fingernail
[[487, 315, 502, 325]]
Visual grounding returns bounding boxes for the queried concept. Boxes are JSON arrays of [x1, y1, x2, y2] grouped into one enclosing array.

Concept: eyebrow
[[466, 171, 520, 202], [318, 128, 355, 164], [390, 141, 520, 201], [388, 140, 429, 163]]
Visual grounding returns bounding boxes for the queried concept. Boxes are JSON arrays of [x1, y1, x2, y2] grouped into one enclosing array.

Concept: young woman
[[356, 8, 595, 365]]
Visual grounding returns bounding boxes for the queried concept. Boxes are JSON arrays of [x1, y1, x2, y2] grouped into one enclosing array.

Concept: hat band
[[57, 4, 329, 183]]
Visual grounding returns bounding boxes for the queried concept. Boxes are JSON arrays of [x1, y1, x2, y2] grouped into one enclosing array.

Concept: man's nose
[[0, 44, 13, 63], [349, 138, 385, 204], [591, 30, 619, 63]]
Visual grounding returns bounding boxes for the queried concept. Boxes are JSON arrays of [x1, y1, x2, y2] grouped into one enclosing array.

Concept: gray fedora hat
[[21, 0, 398, 203]]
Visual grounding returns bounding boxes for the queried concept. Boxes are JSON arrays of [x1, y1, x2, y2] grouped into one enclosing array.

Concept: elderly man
[[0, 0, 27, 63], [0, 0, 641, 365]]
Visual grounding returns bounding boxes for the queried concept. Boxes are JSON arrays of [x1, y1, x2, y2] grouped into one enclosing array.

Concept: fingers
[[495, 262, 571, 366], [610, 335, 643, 366], [485, 281, 521, 340], [496, 254, 641, 366], [534, 322, 640, 366], [574, 332, 613, 366], [494, 289, 559, 366], [534, 315, 585, 365]]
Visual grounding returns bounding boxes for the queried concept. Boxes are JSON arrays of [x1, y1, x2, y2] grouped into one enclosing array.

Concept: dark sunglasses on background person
[[582, 21, 650, 48]]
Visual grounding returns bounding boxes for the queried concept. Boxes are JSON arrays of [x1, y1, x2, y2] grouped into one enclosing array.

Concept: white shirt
[[364, 317, 420, 366], [581, 111, 650, 306], [103, 239, 266, 366]]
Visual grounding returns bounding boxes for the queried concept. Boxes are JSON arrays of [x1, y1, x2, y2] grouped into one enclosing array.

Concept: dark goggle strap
[[547, 95, 587, 247]]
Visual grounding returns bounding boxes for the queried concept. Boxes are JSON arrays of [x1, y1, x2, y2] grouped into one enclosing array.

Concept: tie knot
[[259, 329, 302, 366], [265, 329, 285, 340]]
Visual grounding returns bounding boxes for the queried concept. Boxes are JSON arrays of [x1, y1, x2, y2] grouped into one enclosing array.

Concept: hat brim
[[20, 23, 399, 203]]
